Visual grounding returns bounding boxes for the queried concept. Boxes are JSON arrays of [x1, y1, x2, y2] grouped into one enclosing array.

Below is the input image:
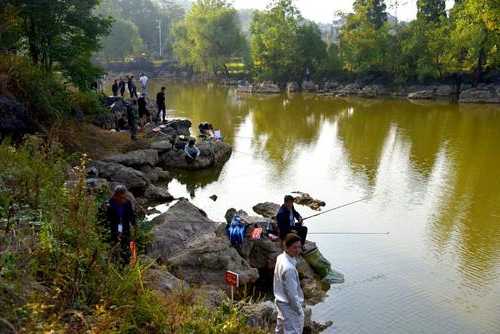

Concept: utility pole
[[158, 18, 162, 58]]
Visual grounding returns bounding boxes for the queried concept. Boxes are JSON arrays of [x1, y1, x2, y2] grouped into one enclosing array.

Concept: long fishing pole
[[308, 232, 389, 235], [302, 196, 371, 221]]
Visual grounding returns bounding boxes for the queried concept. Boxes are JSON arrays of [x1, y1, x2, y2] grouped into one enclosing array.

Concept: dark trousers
[[281, 224, 308, 245], [157, 104, 166, 123]]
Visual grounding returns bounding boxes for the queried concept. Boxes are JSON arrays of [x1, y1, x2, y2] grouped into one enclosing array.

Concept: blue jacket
[[276, 205, 302, 239]]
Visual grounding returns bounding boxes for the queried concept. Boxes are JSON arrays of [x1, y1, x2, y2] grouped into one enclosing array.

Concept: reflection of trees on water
[[248, 94, 345, 176], [427, 105, 500, 289]]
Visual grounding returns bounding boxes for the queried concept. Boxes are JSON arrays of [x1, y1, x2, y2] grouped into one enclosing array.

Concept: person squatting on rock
[[274, 233, 305, 334], [277, 195, 307, 246], [106, 185, 137, 265], [112, 79, 119, 97], [126, 99, 138, 141], [156, 86, 166, 124], [184, 139, 200, 163]]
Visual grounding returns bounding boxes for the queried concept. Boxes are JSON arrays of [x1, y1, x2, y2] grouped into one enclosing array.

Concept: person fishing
[[274, 233, 305, 334], [112, 79, 119, 96], [277, 195, 307, 246], [184, 139, 200, 163], [156, 86, 166, 124], [106, 185, 137, 265]]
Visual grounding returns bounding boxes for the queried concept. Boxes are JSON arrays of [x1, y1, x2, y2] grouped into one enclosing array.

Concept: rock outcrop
[[159, 139, 232, 170], [91, 160, 149, 194], [459, 84, 500, 103], [104, 149, 159, 168]]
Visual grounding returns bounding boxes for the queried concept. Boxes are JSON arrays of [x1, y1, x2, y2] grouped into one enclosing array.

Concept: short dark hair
[[284, 195, 294, 203], [188, 139, 195, 146], [161, 86, 166, 91], [284, 233, 301, 248]]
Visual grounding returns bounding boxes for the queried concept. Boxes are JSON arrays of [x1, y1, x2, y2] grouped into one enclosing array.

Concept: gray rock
[[91, 161, 149, 194], [150, 199, 217, 260], [105, 149, 159, 168], [255, 82, 281, 94], [287, 82, 300, 93], [459, 86, 500, 103], [358, 84, 388, 98], [159, 139, 232, 170], [144, 184, 174, 203], [167, 234, 259, 287], [302, 80, 317, 92], [408, 90, 435, 100], [242, 301, 276, 328], [150, 140, 173, 152], [252, 202, 281, 218], [144, 266, 188, 295], [435, 84, 453, 97]]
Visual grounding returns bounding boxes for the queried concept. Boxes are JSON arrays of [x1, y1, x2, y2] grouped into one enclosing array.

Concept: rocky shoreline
[[75, 112, 340, 332], [235, 80, 500, 104]]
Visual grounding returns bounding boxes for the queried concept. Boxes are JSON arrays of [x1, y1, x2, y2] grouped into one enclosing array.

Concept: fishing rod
[[308, 232, 389, 235], [302, 196, 371, 221]]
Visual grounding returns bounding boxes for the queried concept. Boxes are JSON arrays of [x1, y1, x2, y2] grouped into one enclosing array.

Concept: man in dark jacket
[[156, 86, 166, 124], [119, 77, 126, 96], [276, 195, 307, 246], [112, 79, 119, 96], [106, 185, 137, 264]]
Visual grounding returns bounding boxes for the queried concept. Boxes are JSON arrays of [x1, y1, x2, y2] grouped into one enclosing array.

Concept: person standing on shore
[[138, 93, 149, 127], [106, 185, 137, 265], [112, 79, 119, 96], [119, 77, 126, 97], [277, 195, 307, 246], [274, 233, 305, 334], [128, 75, 138, 98], [156, 86, 166, 124], [139, 73, 149, 95]]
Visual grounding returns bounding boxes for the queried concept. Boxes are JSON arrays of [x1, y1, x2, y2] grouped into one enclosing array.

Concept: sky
[[232, 0, 455, 24]]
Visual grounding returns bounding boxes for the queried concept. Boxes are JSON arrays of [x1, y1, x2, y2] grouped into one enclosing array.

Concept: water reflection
[[147, 81, 500, 333]]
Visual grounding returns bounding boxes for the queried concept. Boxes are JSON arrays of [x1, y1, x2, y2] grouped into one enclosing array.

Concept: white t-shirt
[[139, 75, 148, 87]]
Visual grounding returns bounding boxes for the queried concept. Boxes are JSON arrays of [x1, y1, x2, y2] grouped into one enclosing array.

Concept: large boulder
[[256, 82, 281, 94], [358, 84, 388, 98], [150, 140, 173, 153], [166, 234, 259, 287], [90, 160, 149, 194], [287, 82, 300, 93], [104, 149, 159, 168], [143, 184, 174, 204], [149, 199, 218, 260], [144, 265, 188, 295], [302, 80, 317, 92], [252, 202, 281, 219], [0, 95, 32, 140], [159, 139, 232, 170], [408, 89, 435, 100], [336, 83, 361, 96], [459, 85, 500, 103]]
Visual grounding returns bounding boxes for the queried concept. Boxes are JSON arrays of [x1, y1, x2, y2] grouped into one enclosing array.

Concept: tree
[[4, 0, 111, 88], [100, 19, 143, 61], [417, 0, 446, 22], [353, 0, 387, 29], [448, 0, 500, 81], [250, 0, 326, 83], [173, 0, 246, 74]]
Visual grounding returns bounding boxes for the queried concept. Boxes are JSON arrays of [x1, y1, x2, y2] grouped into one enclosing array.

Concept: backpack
[[226, 214, 247, 246]]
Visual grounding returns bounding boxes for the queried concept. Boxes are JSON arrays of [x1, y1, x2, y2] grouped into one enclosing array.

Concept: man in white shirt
[[139, 73, 149, 94], [274, 233, 305, 334]]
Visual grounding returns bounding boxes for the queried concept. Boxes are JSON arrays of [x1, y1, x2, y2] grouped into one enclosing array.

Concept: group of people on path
[[111, 73, 149, 98]]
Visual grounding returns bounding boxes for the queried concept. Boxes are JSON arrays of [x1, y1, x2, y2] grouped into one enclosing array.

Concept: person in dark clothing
[[112, 79, 119, 96], [106, 185, 137, 264], [126, 99, 138, 141], [128, 75, 138, 98], [137, 93, 149, 126], [276, 195, 307, 246], [156, 87, 166, 124], [184, 139, 200, 163], [119, 78, 126, 97]]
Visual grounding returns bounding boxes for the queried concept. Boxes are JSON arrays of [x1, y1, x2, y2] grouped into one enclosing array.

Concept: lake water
[[147, 82, 500, 334]]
